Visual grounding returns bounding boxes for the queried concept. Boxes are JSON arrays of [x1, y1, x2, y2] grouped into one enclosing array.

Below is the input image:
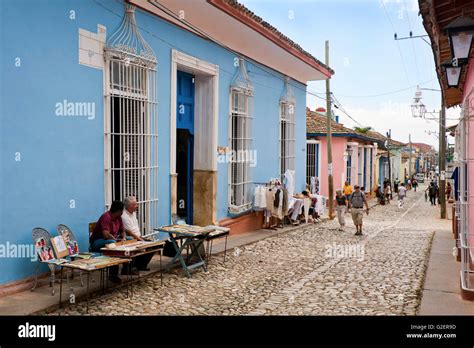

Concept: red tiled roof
[[306, 109, 406, 147], [411, 142, 436, 153], [306, 109, 353, 135], [207, 0, 334, 77]]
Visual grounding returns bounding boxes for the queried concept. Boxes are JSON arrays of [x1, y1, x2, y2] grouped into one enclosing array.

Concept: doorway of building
[[176, 70, 195, 224]]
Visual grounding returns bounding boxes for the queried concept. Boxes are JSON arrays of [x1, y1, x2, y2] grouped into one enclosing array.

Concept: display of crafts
[[104, 241, 155, 251], [67, 241, 79, 255], [157, 224, 215, 235], [67, 256, 125, 270], [35, 237, 55, 261]]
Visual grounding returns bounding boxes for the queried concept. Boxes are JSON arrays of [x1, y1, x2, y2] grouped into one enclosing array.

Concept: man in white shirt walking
[[397, 183, 407, 208], [122, 196, 154, 271]]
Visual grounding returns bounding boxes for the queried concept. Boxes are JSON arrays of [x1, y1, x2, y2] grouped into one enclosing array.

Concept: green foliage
[[354, 126, 372, 133]]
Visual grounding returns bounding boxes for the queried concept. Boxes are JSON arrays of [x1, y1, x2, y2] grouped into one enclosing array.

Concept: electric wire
[[381, 0, 412, 85]]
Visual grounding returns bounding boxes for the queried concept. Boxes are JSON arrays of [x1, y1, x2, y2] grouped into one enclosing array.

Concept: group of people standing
[[375, 177, 409, 207], [334, 182, 370, 236]]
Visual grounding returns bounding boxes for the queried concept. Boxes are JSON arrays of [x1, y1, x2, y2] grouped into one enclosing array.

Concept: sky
[[239, 0, 459, 147]]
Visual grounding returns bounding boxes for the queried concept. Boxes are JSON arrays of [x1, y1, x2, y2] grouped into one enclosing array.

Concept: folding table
[[154, 225, 215, 278]]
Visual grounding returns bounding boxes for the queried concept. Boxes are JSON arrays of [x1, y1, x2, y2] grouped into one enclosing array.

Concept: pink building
[[306, 109, 378, 198], [420, 2, 474, 300]]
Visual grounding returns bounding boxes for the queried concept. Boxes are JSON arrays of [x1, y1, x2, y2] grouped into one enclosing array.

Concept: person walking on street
[[446, 182, 452, 201], [375, 186, 385, 205], [343, 181, 353, 203], [384, 184, 392, 203], [412, 178, 418, 192], [426, 182, 437, 206], [335, 190, 348, 231], [394, 178, 399, 193], [348, 185, 369, 236], [398, 183, 407, 207]]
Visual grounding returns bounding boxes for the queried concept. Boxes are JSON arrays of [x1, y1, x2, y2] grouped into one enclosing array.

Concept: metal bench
[[205, 226, 230, 263]]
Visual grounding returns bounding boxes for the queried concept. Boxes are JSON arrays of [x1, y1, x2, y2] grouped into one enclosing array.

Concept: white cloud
[[380, 0, 418, 12]]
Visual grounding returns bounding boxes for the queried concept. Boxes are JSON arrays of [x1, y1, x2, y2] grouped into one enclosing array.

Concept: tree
[[354, 126, 372, 133]]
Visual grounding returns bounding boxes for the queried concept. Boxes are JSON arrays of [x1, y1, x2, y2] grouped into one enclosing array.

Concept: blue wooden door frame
[[177, 70, 195, 223]]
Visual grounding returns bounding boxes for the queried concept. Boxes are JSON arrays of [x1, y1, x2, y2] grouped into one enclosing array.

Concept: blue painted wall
[[0, 0, 308, 284]]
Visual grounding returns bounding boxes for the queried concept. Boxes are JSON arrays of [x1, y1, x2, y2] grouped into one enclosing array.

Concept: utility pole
[[408, 134, 412, 180], [439, 100, 446, 219], [325, 40, 335, 220], [386, 129, 392, 199]]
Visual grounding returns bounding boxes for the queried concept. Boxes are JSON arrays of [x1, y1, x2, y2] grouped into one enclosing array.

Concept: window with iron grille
[[104, 57, 158, 234], [280, 102, 295, 175], [306, 141, 319, 193], [458, 94, 474, 293], [346, 154, 352, 184], [369, 147, 373, 191], [229, 88, 253, 213]]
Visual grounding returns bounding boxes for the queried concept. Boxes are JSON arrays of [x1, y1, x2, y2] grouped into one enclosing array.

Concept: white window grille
[[280, 77, 296, 175], [229, 58, 254, 214], [363, 146, 373, 192], [104, 4, 158, 234], [346, 153, 352, 184], [458, 90, 474, 295], [306, 141, 318, 186]]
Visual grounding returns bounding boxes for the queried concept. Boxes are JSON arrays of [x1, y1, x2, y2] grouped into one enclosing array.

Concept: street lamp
[[444, 15, 474, 63], [441, 60, 463, 88], [345, 145, 353, 158], [409, 87, 447, 219], [411, 87, 426, 118]]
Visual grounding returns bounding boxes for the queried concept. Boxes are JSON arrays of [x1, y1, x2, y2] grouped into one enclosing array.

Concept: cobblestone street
[[52, 187, 436, 316]]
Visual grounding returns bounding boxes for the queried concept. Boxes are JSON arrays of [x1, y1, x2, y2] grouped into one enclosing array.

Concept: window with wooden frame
[[280, 101, 296, 175]]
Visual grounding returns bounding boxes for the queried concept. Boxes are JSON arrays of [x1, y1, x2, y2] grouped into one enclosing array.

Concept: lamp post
[[345, 145, 354, 159], [444, 15, 474, 64], [411, 88, 447, 219]]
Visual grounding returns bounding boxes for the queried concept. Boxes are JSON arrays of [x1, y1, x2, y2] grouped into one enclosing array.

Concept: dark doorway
[[176, 70, 195, 223]]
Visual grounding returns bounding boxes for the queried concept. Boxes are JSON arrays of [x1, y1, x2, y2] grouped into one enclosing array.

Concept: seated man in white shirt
[[122, 196, 154, 271]]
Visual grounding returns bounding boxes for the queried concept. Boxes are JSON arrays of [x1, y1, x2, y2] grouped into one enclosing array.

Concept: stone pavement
[[48, 187, 439, 316]]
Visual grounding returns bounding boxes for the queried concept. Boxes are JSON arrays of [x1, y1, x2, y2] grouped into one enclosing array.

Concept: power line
[[330, 94, 365, 127], [330, 78, 436, 98], [381, 0, 411, 86], [403, 0, 421, 82]]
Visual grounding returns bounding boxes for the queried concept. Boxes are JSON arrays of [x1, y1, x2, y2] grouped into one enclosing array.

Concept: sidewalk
[[0, 221, 312, 315], [419, 204, 474, 315]]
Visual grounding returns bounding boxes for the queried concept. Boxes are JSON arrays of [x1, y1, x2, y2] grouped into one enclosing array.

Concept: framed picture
[[51, 235, 69, 258], [35, 238, 55, 261], [67, 240, 79, 256]]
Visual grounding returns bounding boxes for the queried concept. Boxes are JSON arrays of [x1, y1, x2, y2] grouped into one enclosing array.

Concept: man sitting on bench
[[121, 196, 155, 272], [90, 201, 139, 283]]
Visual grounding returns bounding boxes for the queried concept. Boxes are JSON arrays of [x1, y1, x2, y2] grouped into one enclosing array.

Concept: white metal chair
[[31, 227, 59, 296], [303, 198, 311, 223]]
